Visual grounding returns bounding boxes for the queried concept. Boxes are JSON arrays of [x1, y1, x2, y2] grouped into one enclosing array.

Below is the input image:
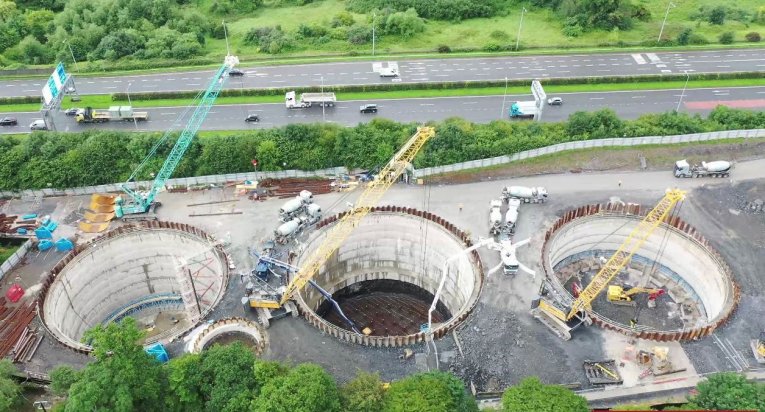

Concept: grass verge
[[424, 137, 765, 185], [2, 77, 764, 113], [0, 244, 20, 265]]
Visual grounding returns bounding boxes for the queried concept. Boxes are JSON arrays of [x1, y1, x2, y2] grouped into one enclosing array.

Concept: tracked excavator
[[607, 285, 665, 308], [530, 189, 685, 340]]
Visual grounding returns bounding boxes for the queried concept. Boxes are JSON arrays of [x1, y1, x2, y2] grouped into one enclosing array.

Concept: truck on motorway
[[75, 106, 148, 123], [674, 159, 731, 178], [509, 101, 538, 120], [285, 91, 336, 109]]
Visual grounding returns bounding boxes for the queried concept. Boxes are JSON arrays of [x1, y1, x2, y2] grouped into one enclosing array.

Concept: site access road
[[1, 48, 764, 98]]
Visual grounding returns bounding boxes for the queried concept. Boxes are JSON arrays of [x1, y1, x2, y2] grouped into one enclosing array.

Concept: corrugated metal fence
[[0, 167, 348, 198], [0, 240, 32, 282], [413, 128, 765, 178]]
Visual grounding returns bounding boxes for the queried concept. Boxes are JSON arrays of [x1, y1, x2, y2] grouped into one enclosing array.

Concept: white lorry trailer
[[285, 91, 336, 108], [502, 186, 548, 203], [509, 101, 538, 120], [674, 159, 731, 178], [76, 106, 148, 123]]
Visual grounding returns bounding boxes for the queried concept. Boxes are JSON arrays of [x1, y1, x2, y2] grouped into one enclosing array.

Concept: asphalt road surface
[[2, 86, 763, 134], [2, 48, 764, 98]]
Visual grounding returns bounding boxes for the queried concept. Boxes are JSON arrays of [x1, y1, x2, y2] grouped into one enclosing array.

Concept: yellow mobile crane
[[531, 189, 686, 340], [250, 126, 436, 310]]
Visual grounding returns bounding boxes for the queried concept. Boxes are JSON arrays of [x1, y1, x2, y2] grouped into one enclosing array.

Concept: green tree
[[385, 8, 425, 37], [341, 371, 386, 412], [17, 35, 53, 64], [0, 360, 22, 412], [501, 377, 589, 412], [23, 8, 54, 42], [383, 371, 478, 412], [708, 6, 726, 24], [252, 363, 341, 412], [50, 365, 80, 396], [689, 372, 765, 411], [65, 318, 165, 412], [676, 28, 692, 45]]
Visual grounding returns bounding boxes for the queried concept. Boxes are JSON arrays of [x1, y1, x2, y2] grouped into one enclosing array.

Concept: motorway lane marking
[[646, 53, 661, 63], [631, 96, 645, 98], [590, 97, 605, 100], [104, 86, 117, 89], [597, 70, 611, 72], [717, 65, 731, 68], [23, 90, 36, 92], [188, 83, 201, 86], [656, 64, 666, 67], [661, 70, 672, 73]]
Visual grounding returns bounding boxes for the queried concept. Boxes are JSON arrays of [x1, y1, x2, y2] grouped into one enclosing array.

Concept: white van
[[30, 120, 47, 130]]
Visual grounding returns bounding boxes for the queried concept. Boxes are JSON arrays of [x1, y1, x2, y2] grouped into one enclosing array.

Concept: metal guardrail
[[413, 128, 765, 178]]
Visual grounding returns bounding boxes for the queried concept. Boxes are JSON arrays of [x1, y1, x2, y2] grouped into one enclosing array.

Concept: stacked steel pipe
[[0, 297, 37, 359]]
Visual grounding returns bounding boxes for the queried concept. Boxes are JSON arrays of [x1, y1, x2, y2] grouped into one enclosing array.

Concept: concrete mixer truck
[[274, 217, 307, 244], [505, 198, 521, 234], [673, 159, 731, 178], [502, 186, 548, 203], [489, 199, 503, 235]]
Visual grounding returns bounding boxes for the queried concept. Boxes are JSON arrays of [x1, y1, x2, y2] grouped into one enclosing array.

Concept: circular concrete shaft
[[296, 206, 483, 347], [189, 317, 267, 355], [542, 202, 739, 341], [39, 222, 229, 352]]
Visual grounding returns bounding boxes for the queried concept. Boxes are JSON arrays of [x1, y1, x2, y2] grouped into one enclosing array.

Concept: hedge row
[[0, 107, 762, 191], [110, 71, 765, 102]]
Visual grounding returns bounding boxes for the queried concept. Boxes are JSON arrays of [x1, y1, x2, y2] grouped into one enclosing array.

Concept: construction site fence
[[0, 239, 33, 282], [0, 167, 348, 199], [413, 128, 765, 178]]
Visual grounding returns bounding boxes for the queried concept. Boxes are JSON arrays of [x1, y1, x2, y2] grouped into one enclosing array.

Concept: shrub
[[384, 8, 425, 37], [676, 28, 693, 45], [708, 6, 726, 25], [437, 44, 451, 53], [688, 33, 709, 45], [718, 31, 734, 44], [745, 32, 761, 42], [562, 23, 584, 37], [483, 42, 502, 52], [331, 11, 355, 27], [347, 25, 373, 45]]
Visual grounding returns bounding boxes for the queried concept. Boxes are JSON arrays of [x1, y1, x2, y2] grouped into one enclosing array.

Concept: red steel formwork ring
[[298, 206, 483, 348], [540, 203, 740, 342], [36, 221, 230, 354]]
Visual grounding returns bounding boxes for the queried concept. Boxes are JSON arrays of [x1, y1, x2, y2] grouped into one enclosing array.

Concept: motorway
[[1, 48, 764, 98], [2, 86, 763, 134]]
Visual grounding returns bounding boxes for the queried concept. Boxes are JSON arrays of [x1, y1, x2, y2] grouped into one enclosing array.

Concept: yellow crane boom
[[279, 126, 436, 305], [532, 188, 685, 339]]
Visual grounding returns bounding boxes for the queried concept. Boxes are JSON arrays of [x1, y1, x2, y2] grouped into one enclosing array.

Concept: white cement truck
[[505, 198, 521, 233], [306, 203, 322, 223], [502, 186, 548, 203], [274, 218, 306, 244], [489, 199, 503, 235], [674, 159, 731, 178]]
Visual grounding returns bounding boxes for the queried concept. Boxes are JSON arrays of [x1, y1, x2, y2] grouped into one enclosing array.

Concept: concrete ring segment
[[541, 202, 740, 341], [38, 221, 229, 353], [189, 317, 267, 355], [296, 206, 484, 347]]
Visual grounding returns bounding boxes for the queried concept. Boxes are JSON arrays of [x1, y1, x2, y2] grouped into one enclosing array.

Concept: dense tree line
[[0, 107, 763, 192], [345, 0, 506, 22], [35, 318, 765, 412], [0, 0, 215, 65], [46, 318, 481, 412]]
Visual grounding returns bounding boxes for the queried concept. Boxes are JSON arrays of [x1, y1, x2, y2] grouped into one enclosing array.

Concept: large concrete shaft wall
[[39, 222, 229, 352], [296, 206, 483, 347], [541, 203, 740, 341]]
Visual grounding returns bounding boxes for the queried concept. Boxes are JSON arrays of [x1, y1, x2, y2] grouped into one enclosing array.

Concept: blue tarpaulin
[[145, 343, 169, 363]]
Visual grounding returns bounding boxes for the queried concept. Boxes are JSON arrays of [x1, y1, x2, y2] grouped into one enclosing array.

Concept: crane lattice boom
[[118, 55, 239, 216], [565, 189, 685, 320], [279, 126, 436, 305]]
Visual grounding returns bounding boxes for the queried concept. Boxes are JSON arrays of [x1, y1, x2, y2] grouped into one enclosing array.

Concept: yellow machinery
[[607, 285, 665, 307], [752, 332, 765, 364], [250, 127, 436, 309], [531, 189, 686, 340]]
